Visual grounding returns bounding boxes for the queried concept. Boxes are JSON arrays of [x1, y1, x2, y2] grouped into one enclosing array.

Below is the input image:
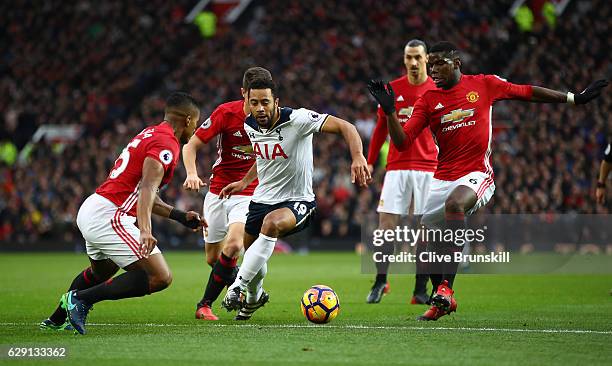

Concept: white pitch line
[[5, 323, 612, 335]]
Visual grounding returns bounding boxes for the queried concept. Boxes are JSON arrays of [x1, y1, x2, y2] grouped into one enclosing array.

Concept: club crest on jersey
[[200, 118, 212, 129], [159, 150, 173, 165], [253, 143, 288, 160], [275, 128, 283, 141], [466, 91, 479, 103], [440, 108, 475, 124]]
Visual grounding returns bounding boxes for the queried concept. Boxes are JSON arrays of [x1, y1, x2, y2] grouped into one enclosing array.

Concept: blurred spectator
[[0, 0, 609, 247]]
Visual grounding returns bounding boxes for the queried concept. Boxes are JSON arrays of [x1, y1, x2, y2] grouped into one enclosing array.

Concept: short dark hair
[[243, 67, 272, 90], [406, 39, 427, 52], [247, 78, 277, 98], [165, 91, 199, 111], [429, 41, 460, 56]]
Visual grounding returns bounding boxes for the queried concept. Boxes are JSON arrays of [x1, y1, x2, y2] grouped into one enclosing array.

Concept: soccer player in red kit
[[182, 67, 272, 320], [366, 39, 437, 305], [368, 41, 608, 320], [41, 92, 205, 334]]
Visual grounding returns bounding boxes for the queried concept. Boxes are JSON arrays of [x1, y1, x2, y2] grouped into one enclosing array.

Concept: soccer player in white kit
[[182, 67, 272, 320], [219, 78, 371, 318]]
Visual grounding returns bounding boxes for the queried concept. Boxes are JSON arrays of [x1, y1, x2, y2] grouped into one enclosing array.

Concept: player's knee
[[205, 255, 217, 268], [445, 196, 466, 214], [379, 214, 399, 230], [260, 216, 286, 237], [223, 238, 243, 258], [149, 271, 173, 292]]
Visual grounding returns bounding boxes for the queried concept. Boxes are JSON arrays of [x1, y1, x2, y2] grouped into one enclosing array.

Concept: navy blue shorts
[[244, 200, 316, 237]]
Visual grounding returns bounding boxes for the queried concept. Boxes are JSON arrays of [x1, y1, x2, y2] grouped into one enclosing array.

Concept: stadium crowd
[[1, 0, 609, 248]]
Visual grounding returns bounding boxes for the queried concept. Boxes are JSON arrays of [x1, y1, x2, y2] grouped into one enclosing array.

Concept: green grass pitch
[[0, 252, 611, 365]]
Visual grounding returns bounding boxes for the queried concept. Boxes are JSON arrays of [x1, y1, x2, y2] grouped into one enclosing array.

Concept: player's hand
[[595, 186, 606, 204], [139, 231, 157, 258], [574, 79, 609, 105], [367, 164, 374, 175], [183, 174, 206, 191], [367, 80, 396, 115], [351, 155, 372, 187], [219, 180, 248, 199], [185, 211, 207, 231]]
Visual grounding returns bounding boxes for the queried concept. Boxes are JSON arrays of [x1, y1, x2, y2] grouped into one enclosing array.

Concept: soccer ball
[[300, 285, 340, 324]]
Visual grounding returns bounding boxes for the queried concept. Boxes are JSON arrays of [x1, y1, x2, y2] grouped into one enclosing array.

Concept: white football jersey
[[244, 107, 328, 204]]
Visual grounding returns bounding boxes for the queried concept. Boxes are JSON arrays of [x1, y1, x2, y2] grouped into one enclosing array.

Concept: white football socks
[[232, 233, 276, 291], [246, 262, 267, 304]]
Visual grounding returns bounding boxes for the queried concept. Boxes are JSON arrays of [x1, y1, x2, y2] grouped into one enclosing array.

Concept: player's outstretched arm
[[367, 80, 406, 148], [219, 162, 258, 199], [320, 115, 371, 187], [152, 195, 206, 231], [367, 107, 391, 174], [531, 80, 608, 104], [182, 135, 206, 191], [367, 80, 428, 151]]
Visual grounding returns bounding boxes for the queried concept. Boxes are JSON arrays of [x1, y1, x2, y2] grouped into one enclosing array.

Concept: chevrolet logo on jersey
[[231, 144, 254, 160], [398, 107, 413, 118], [440, 108, 475, 124], [232, 144, 254, 155]]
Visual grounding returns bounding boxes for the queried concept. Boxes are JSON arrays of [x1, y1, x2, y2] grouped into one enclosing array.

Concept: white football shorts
[[420, 171, 495, 229], [203, 191, 251, 244], [76, 193, 161, 268], [377, 170, 434, 216]]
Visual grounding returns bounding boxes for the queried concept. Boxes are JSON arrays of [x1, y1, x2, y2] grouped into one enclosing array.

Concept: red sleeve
[[485, 74, 533, 102], [145, 139, 177, 172], [194, 107, 224, 143], [367, 106, 389, 165], [400, 97, 430, 151]]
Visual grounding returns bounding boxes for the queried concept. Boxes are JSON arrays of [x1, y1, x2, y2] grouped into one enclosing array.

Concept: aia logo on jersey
[[253, 143, 288, 160], [466, 91, 479, 103]]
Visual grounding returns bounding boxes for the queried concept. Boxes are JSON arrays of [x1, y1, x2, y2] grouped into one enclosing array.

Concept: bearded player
[[366, 39, 437, 305], [182, 67, 273, 321], [368, 41, 608, 320], [219, 78, 371, 319], [40, 92, 205, 334]]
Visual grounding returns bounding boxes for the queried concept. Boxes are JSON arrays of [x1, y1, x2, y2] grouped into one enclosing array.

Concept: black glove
[[367, 80, 396, 115], [169, 209, 202, 230], [574, 79, 608, 105]]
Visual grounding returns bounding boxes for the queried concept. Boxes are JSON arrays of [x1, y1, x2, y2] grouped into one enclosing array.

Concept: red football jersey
[[96, 122, 180, 216], [402, 74, 533, 181], [194, 100, 256, 195], [367, 76, 438, 172]]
